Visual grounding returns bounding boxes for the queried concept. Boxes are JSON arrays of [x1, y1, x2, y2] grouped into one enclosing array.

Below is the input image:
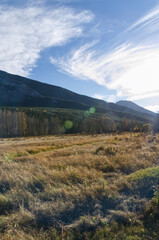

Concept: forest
[[0, 107, 158, 137]]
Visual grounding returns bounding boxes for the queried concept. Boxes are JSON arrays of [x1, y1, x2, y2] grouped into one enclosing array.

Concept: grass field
[[0, 133, 159, 239]]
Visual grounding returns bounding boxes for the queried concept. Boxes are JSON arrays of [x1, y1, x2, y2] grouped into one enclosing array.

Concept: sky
[[1, 0, 159, 112]]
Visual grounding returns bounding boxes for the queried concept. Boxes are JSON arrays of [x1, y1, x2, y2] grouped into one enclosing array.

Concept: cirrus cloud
[[0, 4, 94, 76], [51, 5, 159, 101]]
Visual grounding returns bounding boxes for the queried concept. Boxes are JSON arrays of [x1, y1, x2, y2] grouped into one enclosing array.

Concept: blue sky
[[1, 0, 159, 112]]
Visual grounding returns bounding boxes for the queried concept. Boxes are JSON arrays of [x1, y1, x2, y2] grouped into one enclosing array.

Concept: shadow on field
[[35, 195, 117, 230]]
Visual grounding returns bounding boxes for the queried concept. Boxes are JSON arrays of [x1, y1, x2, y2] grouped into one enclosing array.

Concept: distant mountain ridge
[[116, 100, 155, 116], [0, 70, 155, 123]]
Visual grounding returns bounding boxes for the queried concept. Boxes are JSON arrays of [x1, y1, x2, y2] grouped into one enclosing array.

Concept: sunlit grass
[[0, 133, 159, 239]]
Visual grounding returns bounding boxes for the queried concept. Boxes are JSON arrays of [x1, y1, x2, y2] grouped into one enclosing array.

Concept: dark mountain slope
[[0, 70, 107, 108], [0, 70, 155, 123]]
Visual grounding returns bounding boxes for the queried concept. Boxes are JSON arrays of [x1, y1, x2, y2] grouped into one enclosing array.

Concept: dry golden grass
[[0, 132, 159, 239]]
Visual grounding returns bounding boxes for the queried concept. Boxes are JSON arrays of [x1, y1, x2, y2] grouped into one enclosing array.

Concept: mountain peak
[[116, 100, 155, 116]]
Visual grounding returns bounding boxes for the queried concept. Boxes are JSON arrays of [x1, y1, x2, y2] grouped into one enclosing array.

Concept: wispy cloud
[[52, 5, 159, 101], [129, 5, 159, 32], [0, 5, 93, 76]]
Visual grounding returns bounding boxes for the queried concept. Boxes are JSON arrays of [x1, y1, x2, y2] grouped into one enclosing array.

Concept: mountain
[[0, 70, 113, 110], [0, 70, 155, 123], [116, 100, 156, 116]]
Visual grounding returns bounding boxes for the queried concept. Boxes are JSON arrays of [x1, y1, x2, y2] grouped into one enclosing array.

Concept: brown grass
[[0, 132, 159, 239]]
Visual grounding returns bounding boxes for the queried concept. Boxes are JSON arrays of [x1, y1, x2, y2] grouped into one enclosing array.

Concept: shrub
[[142, 124, 152, 133], [95, 146, 117, 156]]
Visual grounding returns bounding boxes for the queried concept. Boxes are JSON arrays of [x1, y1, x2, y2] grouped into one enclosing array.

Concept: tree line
[[0, 108, 158, 138]]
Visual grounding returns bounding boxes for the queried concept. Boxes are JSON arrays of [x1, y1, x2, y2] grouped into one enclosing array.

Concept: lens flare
[[90, 107, 96, 113], [64, 120, 73, 129]]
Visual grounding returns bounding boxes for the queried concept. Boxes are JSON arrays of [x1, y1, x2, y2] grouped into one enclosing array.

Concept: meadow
[[0, 132, 159, 239]]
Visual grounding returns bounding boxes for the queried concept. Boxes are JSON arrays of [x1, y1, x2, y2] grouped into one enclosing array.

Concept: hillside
[[0, 69, 113, 110], [0, 70, 155, 124]]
